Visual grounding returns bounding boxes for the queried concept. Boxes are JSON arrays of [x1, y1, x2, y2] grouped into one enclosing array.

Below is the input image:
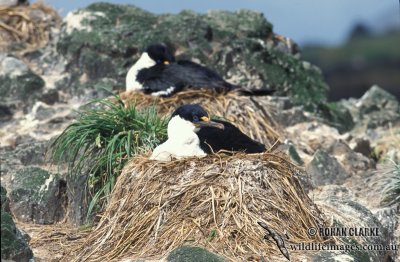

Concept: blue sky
[[39, 0, 398, 46]]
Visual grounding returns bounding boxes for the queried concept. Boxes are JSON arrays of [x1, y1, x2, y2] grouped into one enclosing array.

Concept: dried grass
[[70, 152, 327, 261], [0, 2, 61, 52], [120, 89, 282, 149]]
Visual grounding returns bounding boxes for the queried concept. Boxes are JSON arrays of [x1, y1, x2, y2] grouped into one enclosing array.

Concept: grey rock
[[313, 252, 356, 262], [9, 166, 67, 224], [57, 3, 328, 110], [1, 211, 34, 262], [0, 103, 13, 122], [1, 185, 33, 262], [0, 56, 45, 112], [341, 85, 400, 131], [1, 184, 10, 212], [315, 188, 396, 262], [327, 139, 374, 175], [350, 137, 372, 158], [306, 149, 350, 186], [67, 173, 89, 225], [278, 140, 304, 166], [13, 140, 48, 166], [167, 246, 226, 262], [0, 56, 29, 77], [39, 89, 59, 105], [315, 102, 355, 133], [32, 103, 58, 121]]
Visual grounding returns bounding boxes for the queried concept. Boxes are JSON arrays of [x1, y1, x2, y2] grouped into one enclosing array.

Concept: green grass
[[50, 96, 167, 220], [381, 159, 400, 206]]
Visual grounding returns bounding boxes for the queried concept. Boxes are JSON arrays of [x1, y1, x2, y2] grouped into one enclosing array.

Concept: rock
[[327, 139, 374, 175], [0, 103, 13, 122], [306, 150, 350, 186], [349, 137, 372, 158], [1, 212, 34, 262], [0, 56, 45, 112], [9, 166, 67, 224], [167, 246, 226, 262], [39, 88, 59, 105], [315, 102, 355, 133], [312, 252, 360, 262], [32, 102, 58, 121], [1, 184, 10, 212], [13, 140, 48, 166], [57, 3, 328, 109], [278, 140, 304, 166], [1, 185, 34, 262], [341, 85, 400, 131], [285, 121, 345, 162], [314, 187, 396, 261], [67, 173, 89, 225]]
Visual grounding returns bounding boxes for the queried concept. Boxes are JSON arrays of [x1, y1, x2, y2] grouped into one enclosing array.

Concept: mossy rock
[[0, 71, 44, 111], [1, 185, 7, 208], [167, 246, 226, 262], [1, 211, 33, 262], [10, 167, 66, 224], [57, 3, 328, 111]]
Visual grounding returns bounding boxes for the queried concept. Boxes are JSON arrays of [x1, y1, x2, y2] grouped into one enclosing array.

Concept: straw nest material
[[120, 89, 282, 149], [0, 2, 61, 52], [71, 153, 327, 261]]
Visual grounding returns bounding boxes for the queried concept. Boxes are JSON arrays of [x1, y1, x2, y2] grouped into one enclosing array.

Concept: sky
[[39, 0, 399, 46]]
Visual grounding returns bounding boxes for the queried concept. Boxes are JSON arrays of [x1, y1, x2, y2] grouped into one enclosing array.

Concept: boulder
[[0, 56, 45, 112], [1, 184, 10, 212], [340, 85, 400, 131], [57, 3, 329, 111], [314, 185, 396, 262], [167, 246, 225, 262], [9, 166, 66, 224], [327, 139, 374, 175], [306, 150, 350, 186], [0, 103, 13, 122], [0, 185, 33, 262]]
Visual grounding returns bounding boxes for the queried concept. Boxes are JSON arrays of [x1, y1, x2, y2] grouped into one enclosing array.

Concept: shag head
[[145, 43, 175, 65], [170, 104, 224, 132]]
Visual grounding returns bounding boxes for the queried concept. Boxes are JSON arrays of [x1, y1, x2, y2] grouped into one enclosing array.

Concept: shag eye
[[192, 115, 199, 122]]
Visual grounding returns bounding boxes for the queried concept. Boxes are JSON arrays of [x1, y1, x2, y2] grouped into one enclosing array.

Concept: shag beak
[[196, 116, 224, 129], [163, 61, 170, 65]]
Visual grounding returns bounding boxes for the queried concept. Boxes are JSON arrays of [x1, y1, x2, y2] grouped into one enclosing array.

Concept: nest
[[0, 2, 61, 52], [71, 153, 326, 261], [120, 89, 282, 149]]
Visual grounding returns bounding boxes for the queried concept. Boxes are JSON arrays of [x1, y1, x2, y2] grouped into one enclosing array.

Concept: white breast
[[150, 116, 206, 161], [126, 52, 155, 91]]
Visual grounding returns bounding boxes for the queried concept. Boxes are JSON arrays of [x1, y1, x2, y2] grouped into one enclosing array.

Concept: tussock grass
[[381, 160, 400, 206], [120, 89, 282, 149], [50, 96, 167, 219]]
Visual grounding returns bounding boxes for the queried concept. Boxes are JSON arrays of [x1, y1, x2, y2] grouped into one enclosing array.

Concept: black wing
[[136, 64, 181, 95], [163, 60, 236, 91], [197, 119, 266, 154]]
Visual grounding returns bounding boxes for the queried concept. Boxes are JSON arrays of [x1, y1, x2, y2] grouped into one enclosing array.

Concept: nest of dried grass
[[0, 2, 61, 52], [120, 89, 282, 149], [71, 152, 326, 261]]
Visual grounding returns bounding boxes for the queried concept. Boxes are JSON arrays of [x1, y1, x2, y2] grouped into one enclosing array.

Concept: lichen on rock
[[10, 166, 66, 224], [56, 2, 329, 113]]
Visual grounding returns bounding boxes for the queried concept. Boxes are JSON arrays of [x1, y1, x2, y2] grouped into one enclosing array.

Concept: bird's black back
[[197, 119, 266, 154], [171, 60, 236, 91], [136, 60, 236, 95]]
